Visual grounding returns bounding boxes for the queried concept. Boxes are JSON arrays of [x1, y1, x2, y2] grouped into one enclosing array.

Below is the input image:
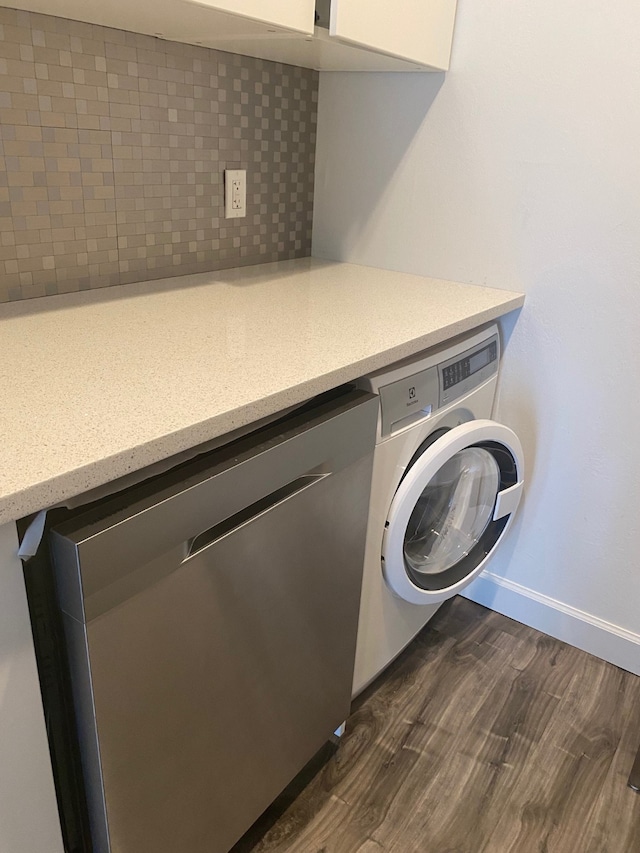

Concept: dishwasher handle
[[184, 474, 328, 561]]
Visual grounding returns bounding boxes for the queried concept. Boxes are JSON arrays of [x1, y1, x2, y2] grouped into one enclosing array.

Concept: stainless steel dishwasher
[[50, 387, 378, 853]]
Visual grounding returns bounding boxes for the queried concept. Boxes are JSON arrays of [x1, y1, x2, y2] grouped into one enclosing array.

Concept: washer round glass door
[[382, 420, 524, 605]]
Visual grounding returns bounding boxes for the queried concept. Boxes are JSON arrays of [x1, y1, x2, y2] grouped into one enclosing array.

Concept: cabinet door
[[0, 523, 65, 853], [195, 0, 315, 34], [6, 0, 315, 40], [330, 0, 457, 70]]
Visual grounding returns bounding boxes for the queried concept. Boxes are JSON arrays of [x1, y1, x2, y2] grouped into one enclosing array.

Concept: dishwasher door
[[50, 388, 378, 853]]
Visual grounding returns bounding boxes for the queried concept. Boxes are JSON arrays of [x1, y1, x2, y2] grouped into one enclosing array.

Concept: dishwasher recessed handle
[[183, 473, 329, 562]]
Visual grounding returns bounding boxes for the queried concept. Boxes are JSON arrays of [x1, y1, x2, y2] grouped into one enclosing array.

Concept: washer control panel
[[357, 325, 501, 440], [439, 334, 499, 407]]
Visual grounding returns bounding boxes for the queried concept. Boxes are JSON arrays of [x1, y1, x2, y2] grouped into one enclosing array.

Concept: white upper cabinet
[[330, 0, 457, 71], [184, 0, 315, 35], [196, 0, 458, 71], [2, 0, 457, 72], [2, 0, 316, 45]]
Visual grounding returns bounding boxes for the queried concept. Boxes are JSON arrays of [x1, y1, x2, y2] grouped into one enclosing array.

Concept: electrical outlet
[[224, 169, 246, 219]]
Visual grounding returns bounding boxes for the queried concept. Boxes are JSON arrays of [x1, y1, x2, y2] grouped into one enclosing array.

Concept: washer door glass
[[403, 446, 500, 577]]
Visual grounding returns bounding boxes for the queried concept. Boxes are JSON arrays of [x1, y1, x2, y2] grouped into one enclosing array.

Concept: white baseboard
[[462, 571, 640, 676]]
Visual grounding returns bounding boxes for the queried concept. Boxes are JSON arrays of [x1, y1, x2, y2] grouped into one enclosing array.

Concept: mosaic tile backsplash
[[0, 8, 318, 302]]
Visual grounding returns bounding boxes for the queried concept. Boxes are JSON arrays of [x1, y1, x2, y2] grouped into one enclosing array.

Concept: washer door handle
[[493, 481, 523, 521]]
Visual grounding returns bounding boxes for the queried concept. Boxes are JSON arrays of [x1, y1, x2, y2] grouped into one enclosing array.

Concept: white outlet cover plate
[[225, 169, 246, 219]]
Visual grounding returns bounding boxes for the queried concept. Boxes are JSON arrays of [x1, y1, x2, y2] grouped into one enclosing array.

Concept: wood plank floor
[[233, 597, 640, 853]]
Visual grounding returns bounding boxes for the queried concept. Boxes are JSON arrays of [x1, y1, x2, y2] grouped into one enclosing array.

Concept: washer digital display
[[442, 341, 497, 391]]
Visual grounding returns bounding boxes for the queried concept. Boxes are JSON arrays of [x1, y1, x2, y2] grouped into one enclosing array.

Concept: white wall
[[313, 0, 640, 669]]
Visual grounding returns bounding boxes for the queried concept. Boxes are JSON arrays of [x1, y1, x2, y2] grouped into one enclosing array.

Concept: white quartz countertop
[[0, 258, 524, 525]]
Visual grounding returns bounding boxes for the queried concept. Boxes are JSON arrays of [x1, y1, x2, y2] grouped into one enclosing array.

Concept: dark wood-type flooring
[[234, 597, 640, 853]]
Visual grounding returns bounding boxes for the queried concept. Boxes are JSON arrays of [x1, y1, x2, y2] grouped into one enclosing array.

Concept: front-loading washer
[[353, 324, 524, 697]]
